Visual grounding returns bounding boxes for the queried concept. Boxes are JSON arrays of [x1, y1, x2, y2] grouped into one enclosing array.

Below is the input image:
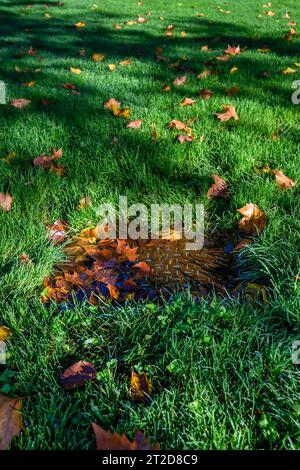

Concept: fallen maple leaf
[[133, 261, 150, 273], [0, 326, 11, 341], [59, 361, 96, 390], [0, 395, 24, 450], [92, 53, 105, 62], [206, 175, 228, 199], [179, 97, 196, 106], [127, 120, 142, 129], [92, 424, 160, 450], [273, 170, 296, 189], [224, 45, 241, 55], [0, 192, 13, 212], [168, 119, 191, 134], [173, 75, 187, 86], [129, 370, 152, 402], [10, 98, 31, 109], [237, 204, 267, 235], [116, 240, 138, 262], [215, 105, 238, 122], [33, 148, 62, 168], [199, 88, 213, 99]]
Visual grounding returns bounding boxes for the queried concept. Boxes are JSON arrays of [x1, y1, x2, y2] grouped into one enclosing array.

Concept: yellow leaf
[[282, 67, 296, 75], [70, 67, 81, 75], [119, 58, 132, 66], [108, 63, 116, 71], [74, 21, 86, 28], [91, 53, 105, 62], [1, 152, 16, 164], [129, 371, 152, 402], [230, 65, 238, 74], [0, 326, 11, 341], [294, 63, 300, 68], [23, 80, 36, 87]]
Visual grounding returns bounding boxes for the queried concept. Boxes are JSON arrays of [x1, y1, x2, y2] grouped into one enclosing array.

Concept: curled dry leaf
[[10, 99, 31, 109], [129, 370, 152, 402], [179, 97, 196, 106], [46, 219, 67, 244], [199, 88, 213, 99], [237, 203, 267, 235], [127, 120, 142, 129], [0, 192, 13, 212], [92, 424, 160, 450], [173, 75, 187, 86], [215, 105, 238, 122], [0, 395, 24, 450], [168, 119, 191, 134], [206, 175, 228, 199], [132, 261, 151, 273], [59, 361, 96, 390], [116, 239, 138, 262], [273, 170, 296, 189]]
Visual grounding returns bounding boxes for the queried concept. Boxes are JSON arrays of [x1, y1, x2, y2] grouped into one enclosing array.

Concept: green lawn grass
[[0, 0, 300, 450]]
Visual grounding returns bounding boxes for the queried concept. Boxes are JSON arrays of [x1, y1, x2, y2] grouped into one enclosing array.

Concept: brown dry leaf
[[132, 261, 150, 273], [225, 86, 239, 96], [79, 195, 93, 209], [206, 175, 228, 199], [199, 88, 213, 99], [215, 105, 238, 122], [92, 424, 160, 450], [237, 204, 267, 235], [224, 44, 241, 55], [176, 134, 193, 144], [265, 10, 276, 16], [168, 119, 191, 134], [0, 395, 24, 450], [0, 326, 11, 341], [10, 98, 31, 109], [46, 219, 67, 244], [173, 75, 187, 87], [116, 240, 138, 262], [91, 53, 105, 62], [129, 370, 152, 402], [127, 120, 142, 129], [0, 192, 13, 212], [179, 97, 196, 106], [201, 45, 210, 51], [162, 84, 171, 92], [234, 238, 253, 251], [59, 361, 96, 390], [273, 170, 296, 189], [33, 148, 62, 168]]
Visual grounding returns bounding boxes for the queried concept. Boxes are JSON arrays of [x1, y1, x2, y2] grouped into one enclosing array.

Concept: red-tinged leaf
[[62, 83, 76, 90], [50, 148, 62, 159], [10, 98, 31, 109], [0, 395, 24, 450], [224, 44, 241, 55], [173, 75, 187, 86], [46, 220, 67, 244], [199, 88, 213, 99], [59, 361, 96, 390], [168, 119, 191, 133], [176, 134, 193, 143], [215, 105, 238, 122], [27, 46, 37, 55], [33, 153, 54, 168], [0, 192, 13, 212], [237, 204, 267, 235], [206, 175, 228, 199], [225, 86, 239, 96], [132, 261, 150, 273], [273, 170, 296, 189], [19, 253, 30, 264], [92, 424, 160, 450], [127, 120, 142, 129]]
